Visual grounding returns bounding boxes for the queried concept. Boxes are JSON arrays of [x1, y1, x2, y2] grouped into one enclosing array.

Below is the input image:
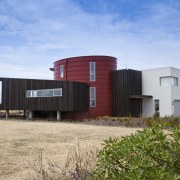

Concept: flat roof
[[142, 67, 180, 72]]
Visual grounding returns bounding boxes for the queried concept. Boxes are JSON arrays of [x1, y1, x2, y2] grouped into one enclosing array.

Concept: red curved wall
[[53, 56, 117, 119]]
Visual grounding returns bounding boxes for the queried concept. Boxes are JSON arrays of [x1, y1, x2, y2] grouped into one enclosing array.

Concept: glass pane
[[90, 74, 95, 81], [169, 77, 174, 85], [90, 88, 95, 100], [32, 90, 37, 97], [160, 77, 169, 86], [155, 100, 159, 112], [175, 78, 178, 86], [54, 89, 62, 96], [171, 77, 178, 86], [160, 77, 178, 86], [90, 62, 95, 73], [90, 100, 95, 107], [90, 62, 96, 81], [37, 90, 53, 97], [60, 65, 64, 78], [26, 90, 31, 97]]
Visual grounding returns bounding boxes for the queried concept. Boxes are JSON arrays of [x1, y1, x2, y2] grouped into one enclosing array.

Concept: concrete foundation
[[28, 110, 33, 119], [5, 110, 9, 119], [57, 111, 61, 120]]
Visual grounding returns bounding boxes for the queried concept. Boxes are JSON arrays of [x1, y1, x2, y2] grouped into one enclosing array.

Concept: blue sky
[[0, 0, 180, 79]]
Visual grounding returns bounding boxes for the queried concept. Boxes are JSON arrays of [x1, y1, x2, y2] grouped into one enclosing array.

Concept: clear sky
[[0, 0, 180, 79]]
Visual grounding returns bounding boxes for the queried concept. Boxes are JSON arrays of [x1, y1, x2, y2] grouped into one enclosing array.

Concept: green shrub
[[92, 122, 180, 180]]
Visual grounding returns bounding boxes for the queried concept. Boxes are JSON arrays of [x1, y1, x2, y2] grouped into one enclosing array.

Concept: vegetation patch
[[94, 116, 180, 128], [93, 121, 180, 179], [25, 121, 180, 180]]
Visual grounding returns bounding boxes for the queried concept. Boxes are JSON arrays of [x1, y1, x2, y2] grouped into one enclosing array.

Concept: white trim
[[26, 88, 62, 98]]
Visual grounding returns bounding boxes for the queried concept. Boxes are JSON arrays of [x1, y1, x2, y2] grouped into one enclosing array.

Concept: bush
[[95, 116, 180, 128], [92, 122, 180, 179]]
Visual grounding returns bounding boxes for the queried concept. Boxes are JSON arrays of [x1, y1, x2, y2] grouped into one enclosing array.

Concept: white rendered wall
[[170, 68, 180, 115], [0, 81, 2, 104], [142, 67, 173, 117]]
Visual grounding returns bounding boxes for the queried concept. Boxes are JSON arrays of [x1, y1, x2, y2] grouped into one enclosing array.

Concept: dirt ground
[[0, 119, 141, 180]]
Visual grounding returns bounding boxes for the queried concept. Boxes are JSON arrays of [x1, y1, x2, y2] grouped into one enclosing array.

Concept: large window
[[160, 76, 178, 86], [90, 87, 96, 107], [0, 81, 2, 104], [60, 65, 64, 78], [26, 88, 62, 98], [90, 62, 96, 81]]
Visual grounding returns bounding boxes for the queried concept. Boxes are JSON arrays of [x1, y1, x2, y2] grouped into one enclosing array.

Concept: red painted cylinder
[[53, 56, 117, 119]]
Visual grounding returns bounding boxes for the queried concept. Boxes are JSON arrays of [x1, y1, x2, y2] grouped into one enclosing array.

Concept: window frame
[[26, 88, 62, 98], [90, 62, 96, 81], [60, 65, 64, 78], [90, 87, 96, 107], [154, 99, 160, 117], [160, 76, 178, 87]]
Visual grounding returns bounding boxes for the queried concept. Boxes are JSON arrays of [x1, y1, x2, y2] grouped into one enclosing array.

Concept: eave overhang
[[129, 95, 153, 99], [49, 68, 54, 71]]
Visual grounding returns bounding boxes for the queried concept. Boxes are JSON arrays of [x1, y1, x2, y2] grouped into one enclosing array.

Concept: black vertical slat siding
[[0, 78, 88, 111], [112, 69, 142, 117]]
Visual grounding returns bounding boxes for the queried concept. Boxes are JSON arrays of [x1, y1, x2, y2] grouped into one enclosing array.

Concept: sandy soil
[[0, 119, 141, 180]]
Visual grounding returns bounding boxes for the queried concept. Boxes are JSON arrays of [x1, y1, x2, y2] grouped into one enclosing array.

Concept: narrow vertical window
[[60, 65, 64, 78], [90, 62, 96, 81], [154, 99, 159, 117], [0, 81, 2, 104], [90, 87, 96, 107]]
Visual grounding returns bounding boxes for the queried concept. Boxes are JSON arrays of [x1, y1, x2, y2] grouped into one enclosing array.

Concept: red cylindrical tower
[[53, 56, 117, 119]]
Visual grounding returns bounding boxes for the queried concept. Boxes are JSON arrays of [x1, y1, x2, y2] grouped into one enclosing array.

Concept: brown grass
[[25, 142, 100, 180], [0, 119, 141, 180]]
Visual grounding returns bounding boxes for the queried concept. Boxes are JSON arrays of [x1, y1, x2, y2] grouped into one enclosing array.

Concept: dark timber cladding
[[112, 69, 142, 117], [0, 78, 88, 111]]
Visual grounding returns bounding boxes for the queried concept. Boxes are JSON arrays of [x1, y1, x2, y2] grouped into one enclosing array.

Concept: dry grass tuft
[[0, 119, 140, 179], [24, 141, 99, 180]]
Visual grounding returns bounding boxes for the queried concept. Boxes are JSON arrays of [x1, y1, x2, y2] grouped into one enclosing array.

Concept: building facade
[[1, 55, 180, 119], [0, 78, 88, 119], [51, 56, 117, 118], [142, 67, 180, 117]]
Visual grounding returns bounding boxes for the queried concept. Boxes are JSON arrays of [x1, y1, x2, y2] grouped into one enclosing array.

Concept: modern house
[[0, 56, 180, 119], [142, 67, 180, 117]]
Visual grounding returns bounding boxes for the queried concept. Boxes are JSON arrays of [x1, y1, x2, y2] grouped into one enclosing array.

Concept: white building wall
[[170, 68, 180, 115], [0, 81, 2, 104], [142, 67, 173, 117]]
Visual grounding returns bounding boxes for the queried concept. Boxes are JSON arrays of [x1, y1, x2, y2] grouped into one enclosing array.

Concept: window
[[26, 88, 62, 98], [90, 87, 96, 107], [160, 76, 178, 86], [60, 65, 64, 78], [154, 99, 159, 117], [90, 62, 96, 81], [0, 81, 2, 104]]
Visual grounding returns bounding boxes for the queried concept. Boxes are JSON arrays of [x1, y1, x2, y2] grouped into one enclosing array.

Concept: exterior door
[[174, 100, 180, 117]]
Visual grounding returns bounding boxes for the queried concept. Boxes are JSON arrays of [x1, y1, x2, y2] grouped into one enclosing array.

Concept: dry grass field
[[0, 119, 141, 180]]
